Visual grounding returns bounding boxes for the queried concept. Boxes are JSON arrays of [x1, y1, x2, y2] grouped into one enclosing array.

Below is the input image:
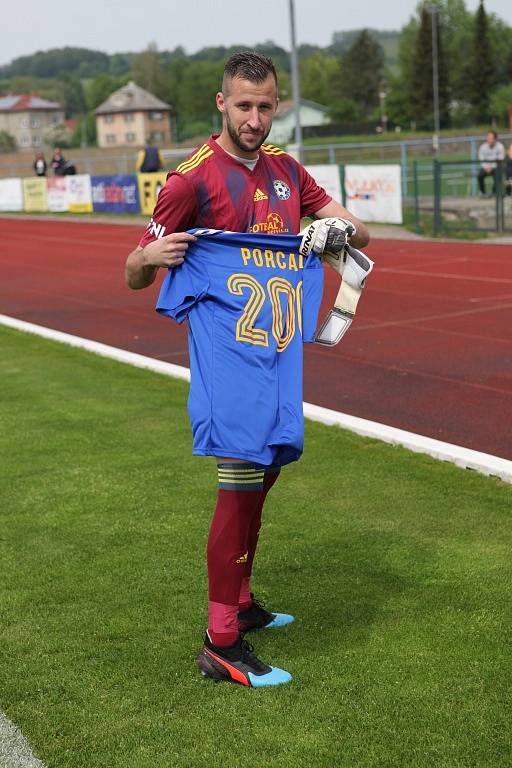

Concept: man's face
[[487, 132, 496, 146], [216, 75, 278, 157]]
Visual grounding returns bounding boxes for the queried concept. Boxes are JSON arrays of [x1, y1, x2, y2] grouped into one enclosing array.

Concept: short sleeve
[[156, 259, 209, 324], [297, 163, 332, 217], [139, 173, 198, 248]]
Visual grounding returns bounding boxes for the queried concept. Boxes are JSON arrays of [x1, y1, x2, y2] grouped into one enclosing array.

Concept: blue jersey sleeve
[[156, 260, 209, 323]]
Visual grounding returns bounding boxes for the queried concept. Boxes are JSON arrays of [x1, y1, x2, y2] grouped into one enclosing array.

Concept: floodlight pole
[[430, 4, 441, 153], [288, 0, 304, 162]]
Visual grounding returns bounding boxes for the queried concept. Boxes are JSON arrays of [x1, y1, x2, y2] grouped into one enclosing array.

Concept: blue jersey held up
[[156, 229, 324, 466]]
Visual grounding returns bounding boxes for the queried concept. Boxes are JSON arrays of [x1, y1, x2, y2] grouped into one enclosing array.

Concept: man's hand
[[299, 217, 356, 259], [142, 232, 197, 269], [125, 232, 196, 289]]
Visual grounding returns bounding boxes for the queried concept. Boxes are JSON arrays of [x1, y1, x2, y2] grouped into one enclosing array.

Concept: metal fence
[[2, 132, 511, 184], [409, 159, 512, 236], [300, 133, 512, 198]]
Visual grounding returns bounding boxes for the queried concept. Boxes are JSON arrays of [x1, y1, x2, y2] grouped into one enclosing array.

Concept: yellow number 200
[[227, 273, 303, 352]]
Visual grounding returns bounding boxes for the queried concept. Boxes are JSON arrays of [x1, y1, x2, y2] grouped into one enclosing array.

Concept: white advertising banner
[[344, 165, 403, 224], [0, 178, 23, 211], [67, 174, 93, 213], [304, 164, 342, 204], [47, 177, 69, 212]]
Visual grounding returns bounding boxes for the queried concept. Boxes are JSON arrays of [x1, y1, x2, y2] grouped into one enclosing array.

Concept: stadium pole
[[288, 0, 304, 163], [430, 4, 441, 154]]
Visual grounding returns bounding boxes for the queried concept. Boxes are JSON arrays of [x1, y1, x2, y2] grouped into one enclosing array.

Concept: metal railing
[[409, 159, 512, 235], [2, 133, 511, 184]]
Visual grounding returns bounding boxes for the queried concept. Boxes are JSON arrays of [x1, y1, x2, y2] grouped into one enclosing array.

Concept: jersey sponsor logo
[[145, 217, 166, 239], [236, 552, 248, 564], [253, 187, 268, 202], [273, 179, 291, 200], [249, 212, 289, 234]]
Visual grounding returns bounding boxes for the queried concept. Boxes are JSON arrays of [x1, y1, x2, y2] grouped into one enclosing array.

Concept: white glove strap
[[315, 247, 374, 346]]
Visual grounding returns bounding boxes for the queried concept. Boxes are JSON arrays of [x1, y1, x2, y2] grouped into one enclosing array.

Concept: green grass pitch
[[1, 325, 511, 768]]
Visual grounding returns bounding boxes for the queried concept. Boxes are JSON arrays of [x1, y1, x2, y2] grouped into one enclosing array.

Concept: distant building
[[95, 81, 172, 148], [0, 94, 64, 150], [267, 99, 331, 145]]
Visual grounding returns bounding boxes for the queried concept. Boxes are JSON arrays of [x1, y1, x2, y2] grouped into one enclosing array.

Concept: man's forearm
[[125, 247, 158, 290]]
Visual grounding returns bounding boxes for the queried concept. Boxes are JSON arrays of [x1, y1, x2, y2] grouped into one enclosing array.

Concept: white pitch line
[[0, 713, 46, 768], [1, 313, 511, 484]]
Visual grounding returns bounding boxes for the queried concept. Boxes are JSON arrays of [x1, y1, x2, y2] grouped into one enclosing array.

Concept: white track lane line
[[1, 313, 511, 483], [0, 713, 45, 768]]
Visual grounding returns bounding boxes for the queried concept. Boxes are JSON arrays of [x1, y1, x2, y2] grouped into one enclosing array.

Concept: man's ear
[[216, 92, 225, 113]]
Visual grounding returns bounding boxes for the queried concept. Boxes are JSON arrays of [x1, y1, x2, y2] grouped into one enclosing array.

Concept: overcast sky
[[2, 0, 512, 66]]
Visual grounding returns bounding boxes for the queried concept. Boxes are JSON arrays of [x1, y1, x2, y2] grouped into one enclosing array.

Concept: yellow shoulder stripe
[[261, 143, 285, 156], [176, 144, 214, 174]]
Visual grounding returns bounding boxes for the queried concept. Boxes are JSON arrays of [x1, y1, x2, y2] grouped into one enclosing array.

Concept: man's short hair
[[222, 51, 277, 93], [488, 130, 498, 140]]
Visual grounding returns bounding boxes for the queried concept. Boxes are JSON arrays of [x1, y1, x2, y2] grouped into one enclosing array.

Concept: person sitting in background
[[478, 130, 505, 197], [136, 137, 164, 173], [51, 147, 67, 176], [33, 152, 47, 177], [505, 144, 512, 197]]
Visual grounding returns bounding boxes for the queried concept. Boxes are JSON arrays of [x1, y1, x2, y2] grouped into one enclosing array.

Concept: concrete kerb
[[1, 313, 511, 484]]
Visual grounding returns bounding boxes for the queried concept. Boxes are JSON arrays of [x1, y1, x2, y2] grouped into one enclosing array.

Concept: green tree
[[0, 130, 16, 152], [466, 0, 494, 122], [175, 60, 224, 125], [489, 84, 512, 124], [299, 52, 339, 107], [408, 4, 450, 129], [131, 43, 167, 100], [335, 30, 385, 118], [70, 113, 97, 147], [86, 73, 126, 111], [55, 74, 86, 117]]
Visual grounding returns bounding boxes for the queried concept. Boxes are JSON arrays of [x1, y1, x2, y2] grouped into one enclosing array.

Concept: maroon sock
[[207, 463, 265, 647], [239, 467, 281, 611]]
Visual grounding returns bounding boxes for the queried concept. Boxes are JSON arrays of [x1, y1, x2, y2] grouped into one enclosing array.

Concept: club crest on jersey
[[273, 179, 291, 200]]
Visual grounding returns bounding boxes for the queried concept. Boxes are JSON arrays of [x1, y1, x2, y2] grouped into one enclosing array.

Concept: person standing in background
[[136, 137, 164, 173], [33, 152, 47, 177]]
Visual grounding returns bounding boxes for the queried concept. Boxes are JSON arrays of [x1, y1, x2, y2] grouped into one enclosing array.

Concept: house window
[[124, 113, 135, 123], [21, 117, 29, 128], [106, 134, 116, 144], [104, 115, 114, 124], [32, 135, 42, 146], [150, 111, 163, 121], [150, 131, 164, 142], [20, 135, 30, 145], [30, 117, 41, 128], [125, 132, 136, 142]]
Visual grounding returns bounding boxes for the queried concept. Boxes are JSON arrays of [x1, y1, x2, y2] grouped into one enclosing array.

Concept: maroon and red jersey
[[139, 135, 331, 248]]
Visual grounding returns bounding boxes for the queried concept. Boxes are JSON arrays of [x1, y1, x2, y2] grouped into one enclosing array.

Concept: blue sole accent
[[266, 613, 295, 629], [248, 667, 292, 687]]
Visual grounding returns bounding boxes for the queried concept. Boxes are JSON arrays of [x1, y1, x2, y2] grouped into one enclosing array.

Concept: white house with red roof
[[0, 94, 64, 150]]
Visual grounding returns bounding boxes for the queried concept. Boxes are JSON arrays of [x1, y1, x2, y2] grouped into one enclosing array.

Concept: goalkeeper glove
[[299, 217, 356, 259]]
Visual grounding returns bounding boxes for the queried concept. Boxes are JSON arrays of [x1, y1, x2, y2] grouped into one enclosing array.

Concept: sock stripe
[[217, 463, 265, 491]]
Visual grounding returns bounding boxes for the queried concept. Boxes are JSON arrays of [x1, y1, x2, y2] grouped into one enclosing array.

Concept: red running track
[[1, 217, 511, 460]]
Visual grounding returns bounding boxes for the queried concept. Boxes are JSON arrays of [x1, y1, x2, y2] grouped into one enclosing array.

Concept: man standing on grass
[[125, 51, 369, 687]]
